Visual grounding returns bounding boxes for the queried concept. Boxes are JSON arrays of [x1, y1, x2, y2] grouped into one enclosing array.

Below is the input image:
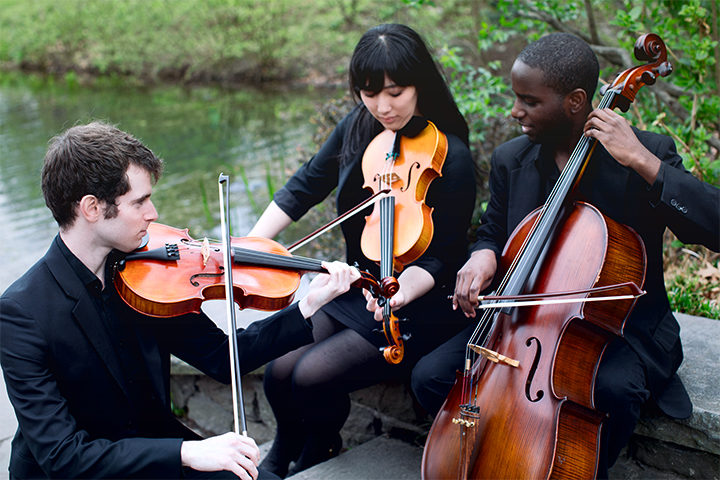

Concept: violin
[[422, 33, 670, 479], [360, 118, 448, 364], [113, 222, 379, 318]]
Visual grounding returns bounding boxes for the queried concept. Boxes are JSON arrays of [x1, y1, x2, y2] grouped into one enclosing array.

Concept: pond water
[[0, 73, 343, 296]]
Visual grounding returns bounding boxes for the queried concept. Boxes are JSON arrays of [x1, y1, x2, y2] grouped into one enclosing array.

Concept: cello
[[422, 33, 671, 479]]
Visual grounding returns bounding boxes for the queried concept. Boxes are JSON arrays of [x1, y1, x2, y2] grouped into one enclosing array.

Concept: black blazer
[[472, 130, 719, 418], [0, 236, 314, 478]]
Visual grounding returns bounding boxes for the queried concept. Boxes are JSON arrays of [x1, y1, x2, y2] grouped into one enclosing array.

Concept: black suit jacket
[[0, 236, 314, 478], [472, 130, 719, 418]]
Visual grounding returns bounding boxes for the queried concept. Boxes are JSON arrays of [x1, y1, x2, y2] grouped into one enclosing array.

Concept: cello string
[[494, 90, 615, 297], [485, 89, 615, 301]]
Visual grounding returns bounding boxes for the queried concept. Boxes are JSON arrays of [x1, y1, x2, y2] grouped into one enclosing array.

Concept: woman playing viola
[[248, 24, 476, 477]]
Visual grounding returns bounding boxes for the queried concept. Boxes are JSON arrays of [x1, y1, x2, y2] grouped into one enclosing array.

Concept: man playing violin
[[412, 33, 719, 478], [0, 121, 362, 480]]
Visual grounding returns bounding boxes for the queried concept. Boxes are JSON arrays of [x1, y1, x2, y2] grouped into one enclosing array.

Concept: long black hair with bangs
[[340, 24, 469, 166]]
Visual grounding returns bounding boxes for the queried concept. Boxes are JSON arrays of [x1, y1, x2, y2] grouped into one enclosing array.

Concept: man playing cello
[[412, 33, 719, 478]]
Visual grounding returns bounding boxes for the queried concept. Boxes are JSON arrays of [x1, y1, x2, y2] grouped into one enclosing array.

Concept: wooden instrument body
[[421, 202, 646, 479], [360, 121, 447, 269], [114, 223, 302, 317]]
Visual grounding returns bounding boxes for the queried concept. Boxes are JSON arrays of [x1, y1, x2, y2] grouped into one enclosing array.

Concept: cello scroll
[[601, 33, 672, 111]]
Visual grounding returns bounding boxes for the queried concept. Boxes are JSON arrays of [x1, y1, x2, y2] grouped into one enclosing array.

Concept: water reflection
[[0, 73, 341, 294]]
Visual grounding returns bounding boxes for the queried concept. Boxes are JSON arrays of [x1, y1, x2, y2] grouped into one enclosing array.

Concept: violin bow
[[286, 188, 390, 253], [218, 173, 248, 436]]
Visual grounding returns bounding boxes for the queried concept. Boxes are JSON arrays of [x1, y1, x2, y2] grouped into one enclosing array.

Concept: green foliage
[[426, 0, 720, 317], [665, 261, 720, 319], [460, 0, 720, 186], [0, 0, 457, 85], [170, 398, 187, 418], [611, 0, 719, 183], [439, 49, 511, 146]]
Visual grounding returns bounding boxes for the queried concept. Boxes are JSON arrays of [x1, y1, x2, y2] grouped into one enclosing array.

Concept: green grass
[[666, 261, 720, 319], [0, 0, 455, 86]]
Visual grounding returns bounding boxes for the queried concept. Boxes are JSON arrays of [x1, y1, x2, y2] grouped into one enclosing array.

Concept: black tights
[[263, 311, 407, 471]]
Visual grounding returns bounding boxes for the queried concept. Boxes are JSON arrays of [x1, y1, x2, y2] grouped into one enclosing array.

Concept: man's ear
[[564, 88, 588, 115], [77, 194, 103, 223]]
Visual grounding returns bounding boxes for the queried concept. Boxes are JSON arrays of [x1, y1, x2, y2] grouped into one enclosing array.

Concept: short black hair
[[517, 33, 599, 100]]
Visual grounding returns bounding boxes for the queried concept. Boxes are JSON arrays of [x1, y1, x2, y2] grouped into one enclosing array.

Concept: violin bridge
[[469, 344, 520, 368], [377, 172, 401, 187], [201, 237, 210, 267]]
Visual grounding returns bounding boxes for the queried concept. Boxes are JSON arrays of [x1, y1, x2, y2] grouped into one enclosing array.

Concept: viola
[[422, 33, 670, 479], [113, 222, 379, 318], [360, 118, 448, 364]]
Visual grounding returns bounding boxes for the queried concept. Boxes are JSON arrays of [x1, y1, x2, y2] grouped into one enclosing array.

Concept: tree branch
[[517, 6, 593, 43], [590, 44, 633, 67], [584, 0, 599, 44]]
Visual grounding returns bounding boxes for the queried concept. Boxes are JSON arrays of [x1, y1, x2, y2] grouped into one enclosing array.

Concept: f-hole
[[525, 337, 544, 402], [400, 162, 420, 192]]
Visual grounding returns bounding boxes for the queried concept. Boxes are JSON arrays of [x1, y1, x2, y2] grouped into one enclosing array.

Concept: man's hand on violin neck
[[454, 249, 497, 318], [181, 432, 260, 480]]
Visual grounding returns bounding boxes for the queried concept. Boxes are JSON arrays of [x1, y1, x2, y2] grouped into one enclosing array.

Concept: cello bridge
[[468, 344, 520, 368]]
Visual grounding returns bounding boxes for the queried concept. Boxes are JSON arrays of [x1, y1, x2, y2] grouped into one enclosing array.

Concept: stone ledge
[[286, 435, 423, 480], [636, 314, 719, 455], [169, 360, 425, 449], [626, 313, 720, 479]]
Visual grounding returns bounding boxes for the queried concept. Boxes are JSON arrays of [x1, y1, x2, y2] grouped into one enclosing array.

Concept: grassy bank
[[0, 0, 467, 87]]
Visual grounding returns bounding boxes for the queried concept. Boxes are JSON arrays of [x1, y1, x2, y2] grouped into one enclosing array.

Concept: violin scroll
[[380, 313, 410, 365]]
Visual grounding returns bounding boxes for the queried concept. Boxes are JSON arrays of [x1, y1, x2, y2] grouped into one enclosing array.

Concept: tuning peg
[[641, 71, 656, 85]]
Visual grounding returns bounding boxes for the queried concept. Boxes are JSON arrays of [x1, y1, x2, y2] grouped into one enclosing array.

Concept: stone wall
[[170, 361, 425, 450]]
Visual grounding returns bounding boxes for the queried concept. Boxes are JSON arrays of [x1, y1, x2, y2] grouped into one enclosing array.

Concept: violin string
[[380, 132, 397, 281], [181, 240, 324, 271]]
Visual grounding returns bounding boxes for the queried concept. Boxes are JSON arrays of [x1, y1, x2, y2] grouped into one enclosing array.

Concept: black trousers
[[411, 323, 650, 479]]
